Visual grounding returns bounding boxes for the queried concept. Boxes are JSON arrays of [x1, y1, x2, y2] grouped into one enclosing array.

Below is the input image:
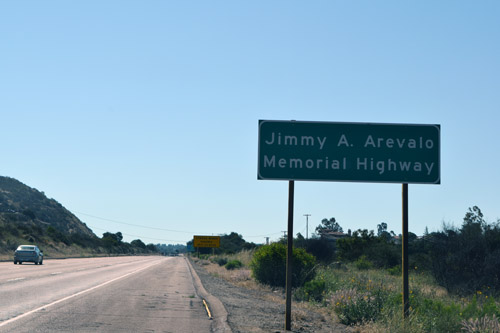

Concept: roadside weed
[[300, 263, 500, 332]]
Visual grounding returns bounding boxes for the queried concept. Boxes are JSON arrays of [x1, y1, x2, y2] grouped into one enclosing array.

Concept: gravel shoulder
[[189, 257, 351, 333]]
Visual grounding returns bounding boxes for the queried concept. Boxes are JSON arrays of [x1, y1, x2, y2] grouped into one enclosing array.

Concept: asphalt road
[[0, 256, 213, 332]]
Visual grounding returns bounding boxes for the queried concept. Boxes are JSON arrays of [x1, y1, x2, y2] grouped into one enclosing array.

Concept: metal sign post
[[285, 180, 294, 331], [402, 183, 409, 318]]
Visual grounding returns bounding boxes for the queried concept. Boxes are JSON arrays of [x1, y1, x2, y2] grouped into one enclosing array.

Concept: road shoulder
[[188, 256, 350, 333], [186, 256, 232, 332]]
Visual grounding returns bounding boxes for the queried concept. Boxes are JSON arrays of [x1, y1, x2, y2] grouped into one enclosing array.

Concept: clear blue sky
[[1, 1, 499, 244]]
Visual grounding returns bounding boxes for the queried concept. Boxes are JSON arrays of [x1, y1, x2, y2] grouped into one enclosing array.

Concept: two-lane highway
[[0, 256, 213, 332]]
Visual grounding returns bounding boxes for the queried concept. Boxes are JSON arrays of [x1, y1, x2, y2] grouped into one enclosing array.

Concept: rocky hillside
[[0, 176, 161, 259], [0, 176, 94, 237]]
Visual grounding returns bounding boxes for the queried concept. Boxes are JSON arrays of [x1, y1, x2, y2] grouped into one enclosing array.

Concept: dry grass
[[202, 260, 263, 289], [462, 314, 500, 332], [193, 254, 289, 305], [199, 250, 260, 289], [194, 255, 337, 312], [222, 249, 255, 266], [416, 282, 448, 298]]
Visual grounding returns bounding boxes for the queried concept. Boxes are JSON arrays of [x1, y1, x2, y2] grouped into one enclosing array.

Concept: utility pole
[[304, 214, 311, 239]]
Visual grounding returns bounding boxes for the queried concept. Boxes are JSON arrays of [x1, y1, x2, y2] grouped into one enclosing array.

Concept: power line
[[71, 210, 196, 234], [71, 209, 284, 240], [244, 231, 283, 238], [87, 224, 188, 243]]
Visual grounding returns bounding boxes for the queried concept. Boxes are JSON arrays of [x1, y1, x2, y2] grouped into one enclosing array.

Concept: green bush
[[216, 258, 228, 266], [427, 206, 500, 294], [295, 279, 327, 302], [225, 260, 243, 270], [413, 297, 462, 332], [461, 294, 500, 319], [355, 255, 373, 270], [296, 237, 336, 263], [334, 288, 387, 325], [250, 243, 316, 288], [387, 265, 401, 276]]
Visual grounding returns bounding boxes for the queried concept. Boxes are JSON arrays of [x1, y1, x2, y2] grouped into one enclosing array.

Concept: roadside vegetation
[[192, 206, 500, 332], [0, 219, 160, 259]]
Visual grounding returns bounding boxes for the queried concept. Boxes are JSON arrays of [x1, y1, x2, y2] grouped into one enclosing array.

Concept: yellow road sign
[[193, 235, 220, 248]]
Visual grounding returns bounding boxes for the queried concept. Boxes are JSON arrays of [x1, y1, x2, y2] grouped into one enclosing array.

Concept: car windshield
[[19, 246, 35, 251]]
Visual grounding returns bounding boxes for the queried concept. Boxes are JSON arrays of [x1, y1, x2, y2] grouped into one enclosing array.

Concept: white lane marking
[[50, 272, 63, 275], [7, 277, 26, 282], [0, 259, 164, 328]]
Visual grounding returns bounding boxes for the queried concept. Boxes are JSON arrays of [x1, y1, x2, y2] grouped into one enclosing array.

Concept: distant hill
[[0, 176, 94, 237]]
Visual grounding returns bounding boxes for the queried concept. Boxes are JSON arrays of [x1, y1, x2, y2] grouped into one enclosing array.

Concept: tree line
[[302, 206, 500, 295], [198, 206, 500, 296]]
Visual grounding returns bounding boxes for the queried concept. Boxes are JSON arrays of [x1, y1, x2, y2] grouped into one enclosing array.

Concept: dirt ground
[[190, 258, 351, 333]]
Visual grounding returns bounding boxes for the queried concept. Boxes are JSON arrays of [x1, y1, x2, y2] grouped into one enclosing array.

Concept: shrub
[[216, 258, 228, 266], [250, 242, 316, 288], [427, 207, 500, 294], [461, 294, 500, 319], [225, 260, 243, 270], [333, 288, 387, 325], [413, 297, 462, 332], [336, 229, 400, 268], [387, 265, 401, 276], [355, 255, 373, 270], [300, 238, 336, 263], [295, 279, 327, 302]]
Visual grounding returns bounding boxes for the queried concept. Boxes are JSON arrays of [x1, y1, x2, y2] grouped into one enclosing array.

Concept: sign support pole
[[402, 183, 409, 318], [285, 180, 294, 331]]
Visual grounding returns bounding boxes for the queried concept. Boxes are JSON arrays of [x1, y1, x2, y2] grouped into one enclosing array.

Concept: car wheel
[[40, 260, 43, 265], [35, 261, 38, 265], [14, 261, 17, 264], [19, 262, 22, 265]]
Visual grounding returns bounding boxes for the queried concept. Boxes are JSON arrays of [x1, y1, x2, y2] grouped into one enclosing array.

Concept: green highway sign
[[258, 120, 440, 184]]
